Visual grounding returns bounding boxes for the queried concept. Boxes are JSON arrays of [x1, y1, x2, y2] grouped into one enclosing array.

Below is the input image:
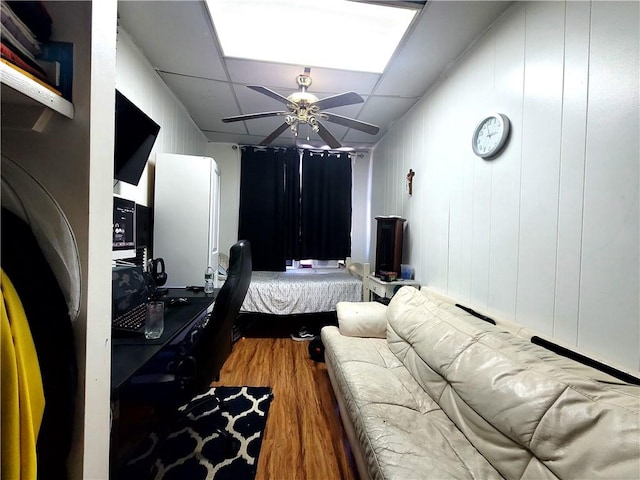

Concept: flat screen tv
[[114, 89, 161, 186]]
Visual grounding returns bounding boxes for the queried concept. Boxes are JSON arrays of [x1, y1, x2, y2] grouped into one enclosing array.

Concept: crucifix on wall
[[406, 169, 415, 195]]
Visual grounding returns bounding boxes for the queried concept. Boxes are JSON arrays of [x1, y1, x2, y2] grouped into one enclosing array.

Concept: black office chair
[[117, 240, 252, 478], [187, 239, 252, 391]]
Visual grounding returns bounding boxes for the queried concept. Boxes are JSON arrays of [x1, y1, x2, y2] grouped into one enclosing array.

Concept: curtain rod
[[236, 144, 366, 157]]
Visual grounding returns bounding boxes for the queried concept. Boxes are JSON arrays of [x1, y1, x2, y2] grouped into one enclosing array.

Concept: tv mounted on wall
[[114, 89, 161, 186]]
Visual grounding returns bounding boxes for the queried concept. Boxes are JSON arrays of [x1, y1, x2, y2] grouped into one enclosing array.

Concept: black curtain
[[299, 151, 352, 260], [238, 147, 299, 271], [284, 150, 301, 261]]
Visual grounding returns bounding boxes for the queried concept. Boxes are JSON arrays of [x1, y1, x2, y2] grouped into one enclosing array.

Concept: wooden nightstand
[[367, 274, 419, 301]]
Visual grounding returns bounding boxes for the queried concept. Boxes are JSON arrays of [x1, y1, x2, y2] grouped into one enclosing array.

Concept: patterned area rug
[[121, 386, 274, 480]]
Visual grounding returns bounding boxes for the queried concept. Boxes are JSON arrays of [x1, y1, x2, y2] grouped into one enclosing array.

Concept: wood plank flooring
[[212, 335, 358, 480]]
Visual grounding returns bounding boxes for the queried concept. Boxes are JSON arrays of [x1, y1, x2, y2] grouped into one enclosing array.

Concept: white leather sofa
[[321, 286, 640, 480]]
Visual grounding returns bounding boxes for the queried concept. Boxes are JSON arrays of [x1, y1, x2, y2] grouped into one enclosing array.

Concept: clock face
[[472, 113, 510, 159]]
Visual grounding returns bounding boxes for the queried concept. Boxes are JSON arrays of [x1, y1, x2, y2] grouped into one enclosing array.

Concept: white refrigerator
[[153, 153, 220, 288]]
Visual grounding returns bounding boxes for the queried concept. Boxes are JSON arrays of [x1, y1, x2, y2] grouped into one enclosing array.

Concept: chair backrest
[[189, 239, 252, 394]]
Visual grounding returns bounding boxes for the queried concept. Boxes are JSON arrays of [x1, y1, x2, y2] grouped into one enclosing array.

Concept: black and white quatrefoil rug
[[122, 386, 274, 480]]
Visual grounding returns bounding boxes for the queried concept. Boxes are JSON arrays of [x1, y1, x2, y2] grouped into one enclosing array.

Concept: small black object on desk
[[147, 257, 169, 298], [164, 296, 189, 306]]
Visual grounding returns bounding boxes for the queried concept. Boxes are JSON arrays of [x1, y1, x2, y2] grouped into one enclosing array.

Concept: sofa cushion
[[336, 301, 387, 338], [322, 325, 502, 480], [386, 286, 640, 480]]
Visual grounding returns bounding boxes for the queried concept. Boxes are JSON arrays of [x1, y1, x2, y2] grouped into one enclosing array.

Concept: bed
[[240, 259, 370, 315]]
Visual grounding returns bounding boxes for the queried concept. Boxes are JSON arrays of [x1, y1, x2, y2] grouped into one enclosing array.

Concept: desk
[[111, 289, 217, 393], [367, 274, 420, 301], [110, 289, 218, 472]]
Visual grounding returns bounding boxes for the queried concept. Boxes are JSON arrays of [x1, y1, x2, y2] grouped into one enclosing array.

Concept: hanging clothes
[[1, 208, 78, 479], [1, 269, 45, 480]]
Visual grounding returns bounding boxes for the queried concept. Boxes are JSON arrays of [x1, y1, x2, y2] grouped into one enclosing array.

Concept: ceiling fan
[[221, 67, 380, 149]]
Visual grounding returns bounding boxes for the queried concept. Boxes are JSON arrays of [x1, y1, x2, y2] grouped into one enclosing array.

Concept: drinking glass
[[145, 301, 164, 339]]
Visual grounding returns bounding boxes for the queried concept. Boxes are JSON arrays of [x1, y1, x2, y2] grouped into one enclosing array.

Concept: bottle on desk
[[204, 265, 215, 294]]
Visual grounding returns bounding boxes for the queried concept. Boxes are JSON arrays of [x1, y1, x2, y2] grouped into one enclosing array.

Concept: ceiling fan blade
[[259, 122, 290, 146], [221, 111, 287, 123], [312, 91, 364, 110], [247, 85, 291, 105], [322, 112, 380, 135], [315, 121, 341, 149]]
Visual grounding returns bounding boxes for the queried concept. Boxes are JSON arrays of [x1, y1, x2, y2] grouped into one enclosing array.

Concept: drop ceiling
[[117, 1, 513, 151]]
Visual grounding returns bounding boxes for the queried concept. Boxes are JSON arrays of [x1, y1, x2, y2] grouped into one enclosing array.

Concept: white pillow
[[336, 301, 387, 338]]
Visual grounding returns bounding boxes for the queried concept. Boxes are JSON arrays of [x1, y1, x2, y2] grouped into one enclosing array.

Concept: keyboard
[[112, 302, 146, 334]]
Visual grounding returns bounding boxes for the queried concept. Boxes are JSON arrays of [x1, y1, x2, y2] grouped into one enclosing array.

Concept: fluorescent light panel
[[206, 0, 417, 73]]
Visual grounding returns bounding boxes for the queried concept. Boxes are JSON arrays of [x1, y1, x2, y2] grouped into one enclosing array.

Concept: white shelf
[[1, 61, 74, 119], [367, 274, 420, 300]]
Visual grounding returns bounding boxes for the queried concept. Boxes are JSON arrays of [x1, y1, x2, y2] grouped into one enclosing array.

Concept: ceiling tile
[[225, 60, 307, 89], [291, 67, 380, 96], [375, 1, 512, 97], [159, 72, 238, 131], [344, 96, 419, 142], [118, 1, 226, 80]]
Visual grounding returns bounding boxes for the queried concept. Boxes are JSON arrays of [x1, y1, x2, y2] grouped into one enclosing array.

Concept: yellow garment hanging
[[1, 269, 45, 480]]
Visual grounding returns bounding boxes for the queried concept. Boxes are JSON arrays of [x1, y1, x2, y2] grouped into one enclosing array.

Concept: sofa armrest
[[336, 301, 387, 338]]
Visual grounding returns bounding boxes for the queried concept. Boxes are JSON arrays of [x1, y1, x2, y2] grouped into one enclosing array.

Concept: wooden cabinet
[[374, 216, 405, 277]]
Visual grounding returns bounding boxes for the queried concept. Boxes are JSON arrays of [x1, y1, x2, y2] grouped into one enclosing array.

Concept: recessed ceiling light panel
[[206, 0, 417, 73]]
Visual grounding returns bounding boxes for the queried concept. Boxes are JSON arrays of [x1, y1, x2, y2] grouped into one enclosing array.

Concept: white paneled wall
[[371, 1, 639, 371], [114, 27, 208, 205], [351, 152, 373, 262]]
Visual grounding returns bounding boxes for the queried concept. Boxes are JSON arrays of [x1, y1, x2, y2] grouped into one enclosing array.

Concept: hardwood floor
[[212, 335, 358, 480]]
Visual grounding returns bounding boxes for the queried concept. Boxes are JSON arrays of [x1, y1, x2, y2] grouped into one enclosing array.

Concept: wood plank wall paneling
[[371, 1, 640, 371], [212, 337, 358, 480]]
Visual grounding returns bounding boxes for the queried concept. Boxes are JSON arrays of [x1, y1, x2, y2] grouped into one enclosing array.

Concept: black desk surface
[[111, 288, 217, 393]]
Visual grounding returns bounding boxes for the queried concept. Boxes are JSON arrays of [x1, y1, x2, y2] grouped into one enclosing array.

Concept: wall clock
[[471, 113, 510, 159]]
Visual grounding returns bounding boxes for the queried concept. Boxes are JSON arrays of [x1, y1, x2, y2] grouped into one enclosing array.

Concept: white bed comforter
[[241, 268, 362, 315]]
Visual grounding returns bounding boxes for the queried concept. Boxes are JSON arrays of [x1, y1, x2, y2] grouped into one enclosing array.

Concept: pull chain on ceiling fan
[[222, 67, 380, 149]]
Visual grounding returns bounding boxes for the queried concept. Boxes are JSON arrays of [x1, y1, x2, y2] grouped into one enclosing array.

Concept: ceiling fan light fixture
[[288, 91, 318, 105], [205, 0, 417, 73], [221, 68, 380, 148]]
